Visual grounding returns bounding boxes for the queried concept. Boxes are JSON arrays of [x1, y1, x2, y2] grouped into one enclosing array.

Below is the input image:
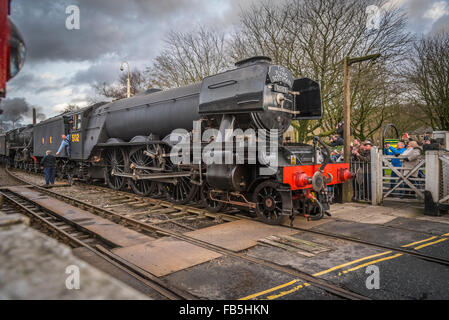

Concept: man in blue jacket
[[384, 141, 406, 193], [385, 141, 406, 164], [56, 134, 71, 157], [40, 150, 56, 186]]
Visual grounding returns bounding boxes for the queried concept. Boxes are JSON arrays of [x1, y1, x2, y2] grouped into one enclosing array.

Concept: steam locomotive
[[0, 56, 353, 224]]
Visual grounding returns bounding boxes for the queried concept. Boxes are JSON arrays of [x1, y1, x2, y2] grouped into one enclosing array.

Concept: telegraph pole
[[342, 53, 381, 203]]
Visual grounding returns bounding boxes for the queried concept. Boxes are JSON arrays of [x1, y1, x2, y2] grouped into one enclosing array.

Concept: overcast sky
[[3, 0, 449, 124]]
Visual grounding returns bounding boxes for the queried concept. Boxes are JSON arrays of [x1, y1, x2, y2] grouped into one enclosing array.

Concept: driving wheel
[[104, 148, 128, 190], [129, 145, 158, 196]]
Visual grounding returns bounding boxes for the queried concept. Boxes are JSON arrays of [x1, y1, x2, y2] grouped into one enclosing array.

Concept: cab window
[[73, 114, 82, 130]]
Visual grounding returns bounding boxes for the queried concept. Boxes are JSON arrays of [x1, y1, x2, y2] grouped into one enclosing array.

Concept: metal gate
[[351, 147, 426, 205], [381, 155, 426, 202], [351, 160, 372, 203], [350, 146, 449, 210]]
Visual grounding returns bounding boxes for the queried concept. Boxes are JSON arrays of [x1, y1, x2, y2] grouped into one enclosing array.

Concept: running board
[[111, 170, 191, 181]]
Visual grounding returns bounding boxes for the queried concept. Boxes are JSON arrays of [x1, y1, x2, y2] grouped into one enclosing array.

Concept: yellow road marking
[[342, 253, 403, 274], [239, 279, 300, 300], [442, 233, 449, 237], [401, 236, 437, 248], [414, 238, 447, 250], [312, 251, 392, 277], [266, 283, 310, 300], [238, 233, 449, 300]]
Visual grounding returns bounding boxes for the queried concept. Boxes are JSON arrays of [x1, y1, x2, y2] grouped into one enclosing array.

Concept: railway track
[[6, 167, 449, 300], [13, 168, 449, 268], [0, 164, 24, 187], [0, 168, 196, 300], [5, 167, 371, 300]]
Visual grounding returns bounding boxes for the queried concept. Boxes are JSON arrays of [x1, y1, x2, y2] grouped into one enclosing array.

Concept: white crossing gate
[[381, 155, 426, 201], [424, 151, 449, 216]]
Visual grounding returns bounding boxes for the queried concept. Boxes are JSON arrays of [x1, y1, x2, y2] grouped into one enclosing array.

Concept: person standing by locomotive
[[56, 117, 74, 157], [40, 150, 56, 186], [56, 133, 71, 157]]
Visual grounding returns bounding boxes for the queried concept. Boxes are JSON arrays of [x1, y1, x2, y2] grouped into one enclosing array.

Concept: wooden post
[[341, 53, 381, 203], [342, 56, 353, 202]]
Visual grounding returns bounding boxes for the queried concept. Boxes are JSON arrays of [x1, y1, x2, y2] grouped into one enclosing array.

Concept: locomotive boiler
[[3, 56, 354, 225]]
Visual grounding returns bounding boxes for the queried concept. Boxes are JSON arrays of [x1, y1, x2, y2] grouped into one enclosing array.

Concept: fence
[[381, 155, 426, 203], [351, 147, 432, 206], [350, 147, 449, 216], [350, 159, 372, 203]]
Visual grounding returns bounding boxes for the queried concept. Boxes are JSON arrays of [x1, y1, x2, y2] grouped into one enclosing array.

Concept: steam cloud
[[0, 97, 46, 131]]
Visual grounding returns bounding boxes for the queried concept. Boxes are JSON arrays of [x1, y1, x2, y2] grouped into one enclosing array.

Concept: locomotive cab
[[64, 111, 83, 160]]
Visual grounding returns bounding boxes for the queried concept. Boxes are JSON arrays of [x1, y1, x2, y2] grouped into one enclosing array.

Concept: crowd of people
[[327, 126, 440, 200], [328, 127, 437, 165]]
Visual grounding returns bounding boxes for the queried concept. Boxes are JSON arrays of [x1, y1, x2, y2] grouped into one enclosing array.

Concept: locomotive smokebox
[[199, 57, 295, 137]]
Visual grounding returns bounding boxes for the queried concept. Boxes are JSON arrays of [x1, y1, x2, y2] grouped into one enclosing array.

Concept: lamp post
[[342, 53, 381, 203], [120, 61, 130, 98]]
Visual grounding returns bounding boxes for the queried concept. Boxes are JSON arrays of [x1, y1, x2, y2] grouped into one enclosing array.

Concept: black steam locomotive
[[0, 57, 353, 224]]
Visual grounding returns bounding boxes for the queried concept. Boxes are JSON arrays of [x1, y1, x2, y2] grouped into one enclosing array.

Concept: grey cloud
[[405, 0, 434, 18], [3, 0, 274, 121], [70, 60, 121, 85], [6, 72, 36, 92], [7, 70, 68, 95], [402, 0, 449, 33], [11, 0, 225, 63], [430, 14, 449, 34], [0, 97, 46, 129]]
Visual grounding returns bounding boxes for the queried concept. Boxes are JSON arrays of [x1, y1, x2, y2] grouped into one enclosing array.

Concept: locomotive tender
[[1, 56, 353, 224]]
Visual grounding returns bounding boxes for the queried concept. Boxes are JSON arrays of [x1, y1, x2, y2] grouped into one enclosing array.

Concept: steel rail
[[9, 167, 449, 267], [6, 167, 370, 300], [75, 174, 449, 268], [0, 181, 195, 300]]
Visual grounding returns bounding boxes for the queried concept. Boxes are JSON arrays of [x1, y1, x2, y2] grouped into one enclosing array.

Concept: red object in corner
[[283, 163, 351, 191], [0, 0, 11, 97]]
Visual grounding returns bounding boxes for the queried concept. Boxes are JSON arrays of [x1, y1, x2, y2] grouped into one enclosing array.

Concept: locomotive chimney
[[32, 108, 37, 125]]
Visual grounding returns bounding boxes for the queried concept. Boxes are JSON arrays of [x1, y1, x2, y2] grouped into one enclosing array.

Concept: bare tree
[[231, 0, 412, 141], [147, 26, 232, 89], [404, 32, 449, 130], [383, 103, 426, 136], [93, 69, 150, 100], [62, 104, 81, 113]]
